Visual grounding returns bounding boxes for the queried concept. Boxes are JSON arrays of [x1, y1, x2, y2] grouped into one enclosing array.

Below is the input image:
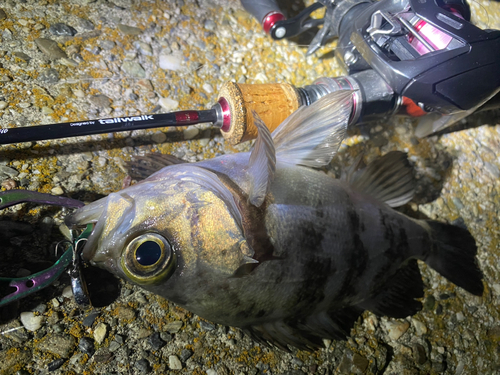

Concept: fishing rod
[[1, 0, 500, 146]]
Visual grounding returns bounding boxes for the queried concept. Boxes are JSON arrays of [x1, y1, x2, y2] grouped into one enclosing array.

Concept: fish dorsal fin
[[127, 154, 187, 180], [347, 151, 415, 207], [247, 111, 276, 207], [272, 90, 353, 168]]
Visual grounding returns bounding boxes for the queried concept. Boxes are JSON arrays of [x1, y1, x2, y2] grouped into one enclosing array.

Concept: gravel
[[0, 0, 500, 374]]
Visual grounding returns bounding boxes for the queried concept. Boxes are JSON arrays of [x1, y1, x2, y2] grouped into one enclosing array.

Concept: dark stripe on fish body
[[334, 208, 369, 302], [295, 221, 325, 251], [294, 257, 332, 307], [371, 209, 412, 290]]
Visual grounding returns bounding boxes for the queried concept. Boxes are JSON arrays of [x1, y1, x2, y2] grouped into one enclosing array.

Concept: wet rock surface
[[0, 0, 500, 374]]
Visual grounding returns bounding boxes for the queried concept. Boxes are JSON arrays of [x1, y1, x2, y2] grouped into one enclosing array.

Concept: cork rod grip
[[218, 82, 301, 145]]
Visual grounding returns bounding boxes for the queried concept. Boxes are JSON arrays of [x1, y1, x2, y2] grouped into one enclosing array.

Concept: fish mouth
[[65, 197, 107, 262]]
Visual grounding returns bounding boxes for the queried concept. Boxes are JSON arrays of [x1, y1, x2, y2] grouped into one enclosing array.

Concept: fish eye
[[121, 233, 176, 285], [136, 241, 162, 266]]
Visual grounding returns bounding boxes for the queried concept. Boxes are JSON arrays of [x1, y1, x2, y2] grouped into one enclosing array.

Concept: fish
[[65, 91, 484, 351]]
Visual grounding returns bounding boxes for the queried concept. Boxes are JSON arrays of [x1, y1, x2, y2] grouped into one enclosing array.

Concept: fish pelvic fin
[[272, 91, 353, 168], [247, 111, 276, 207], [347, 151, 416, 207], [357, 259, 424, 318], [424, 220, 484, 296]]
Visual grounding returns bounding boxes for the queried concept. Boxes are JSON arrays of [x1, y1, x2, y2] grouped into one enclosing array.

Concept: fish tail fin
[[425, 220, 484, 296]]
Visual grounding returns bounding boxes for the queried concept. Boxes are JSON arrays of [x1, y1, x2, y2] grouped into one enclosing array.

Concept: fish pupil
[[136, 241, 162, 266]]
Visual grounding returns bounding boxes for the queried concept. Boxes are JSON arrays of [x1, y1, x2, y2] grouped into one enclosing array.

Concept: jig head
[[0, 190, 92, 307]]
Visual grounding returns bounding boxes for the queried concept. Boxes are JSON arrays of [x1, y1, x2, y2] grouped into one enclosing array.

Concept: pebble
[[148, 332, 165, 351], [151, 132, 167, 144], [93, 323, 108, 344], [135, 358, 151, 373], [116, 306, 135, 321], [79, 337, 95, 356], [199, 320, 215, 331], [41, 106, 54, 114], [134, 41, 153, 56], [13, 52, 31, 61], [20, 312, 44, 331], [455, 360, 465, 375], [51, 186, 64, 195], [118, 24, 142, 35], [0, 101, 7, 110], [59, 57, 78, 67], [0, 165, 19, 178], [18, 102, 30, 108], [352, 353, 369, 373], [164, 320, 183, 333], [38, 68, 60, 84], [413, 343, 427, 364], [100, 40, 115, 50], [159, 53, 183, 71], [204, 19, 216, 31], [136, 78, 154, 91], [160, 332, 173, 342], [78, 17, 94, 30], [121, 61, 146, 78], [451, 197, 464, 210], [1, 178, 17, 189], [183, 126, 199, 140], [202, 83, 214, 94], [423, 295, 436, 310], [89, 94, 112, 108], [34, 38, 67, 59], [48, 358, 65, 371], [0, 9, 6, 21], [159, 97, 179, 111], [180, 348, 193, 362], [108, 340, 121, 352], [169, 355, 183, 370], [484, 162, 500, 179], [36, 334, 75, 357], [49, 23, 77, 36], [73, 89, 85, 98], [384, 320, 410, 340], [412, 318, 428, 336], [62, 285, 73, 298], [33, 304, 47, 314]]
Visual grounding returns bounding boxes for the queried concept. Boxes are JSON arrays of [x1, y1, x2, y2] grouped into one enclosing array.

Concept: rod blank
[[0, 109, 217, 145]]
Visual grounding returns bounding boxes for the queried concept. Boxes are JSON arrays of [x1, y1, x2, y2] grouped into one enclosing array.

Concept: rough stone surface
[[0, 1, 499, 374], [35, 334, 76, 358]]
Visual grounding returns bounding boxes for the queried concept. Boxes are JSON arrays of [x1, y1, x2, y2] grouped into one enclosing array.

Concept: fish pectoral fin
[[273, 91, 353, 168], [247, 111, 276, 207], [348, 151, 416, 207], [356, 259, 424, 318]]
